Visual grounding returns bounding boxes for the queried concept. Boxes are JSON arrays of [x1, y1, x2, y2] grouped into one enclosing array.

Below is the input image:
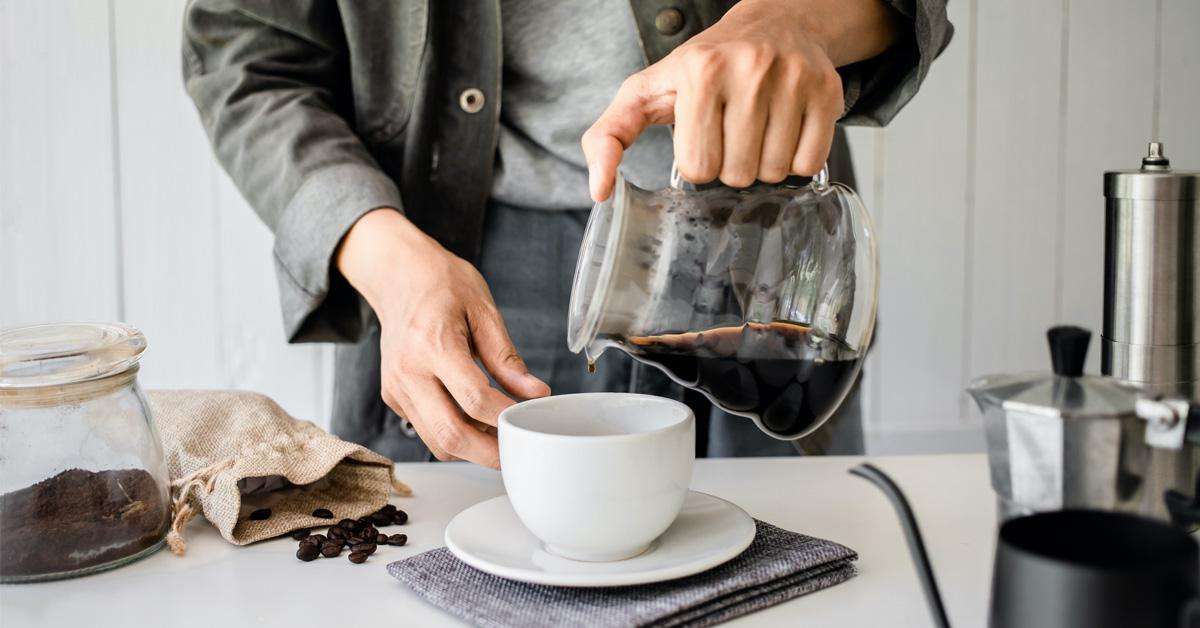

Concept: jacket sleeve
[[838, 0, 954, 126], [183, 0, 401, 343]]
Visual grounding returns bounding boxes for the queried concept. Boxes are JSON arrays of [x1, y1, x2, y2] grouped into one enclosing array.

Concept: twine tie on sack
[[166, 458, 236, 555]]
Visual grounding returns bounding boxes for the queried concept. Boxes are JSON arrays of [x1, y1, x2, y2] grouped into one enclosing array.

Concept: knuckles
[[433, 421, 466, 458]]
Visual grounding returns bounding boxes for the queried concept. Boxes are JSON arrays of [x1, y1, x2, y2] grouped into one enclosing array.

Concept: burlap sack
[[147, 390, 411, 555]]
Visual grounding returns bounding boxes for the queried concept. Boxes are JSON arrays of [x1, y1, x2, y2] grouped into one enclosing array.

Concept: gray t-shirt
[[492, 0, 674, 210]]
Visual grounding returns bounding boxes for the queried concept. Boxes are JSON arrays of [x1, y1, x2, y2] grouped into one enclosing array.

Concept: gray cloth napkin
[[387, 521, 858, 628]]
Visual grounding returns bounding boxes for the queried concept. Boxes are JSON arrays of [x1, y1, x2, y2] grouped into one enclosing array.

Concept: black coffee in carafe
[[618, 321, 861, 437]]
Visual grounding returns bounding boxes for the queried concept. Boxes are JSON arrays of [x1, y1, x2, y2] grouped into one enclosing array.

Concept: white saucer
[[444, 490, 756, 587]]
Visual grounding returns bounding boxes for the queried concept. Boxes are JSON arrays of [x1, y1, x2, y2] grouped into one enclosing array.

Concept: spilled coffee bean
[[249, 508, 272, 521], [296, 544, 320, 561], [294, 507, 413, 564]]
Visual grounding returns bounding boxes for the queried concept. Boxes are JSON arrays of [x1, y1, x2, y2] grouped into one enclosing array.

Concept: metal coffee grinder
[[1102, 141, 1199, 399], [970, 142, 1200, 523]]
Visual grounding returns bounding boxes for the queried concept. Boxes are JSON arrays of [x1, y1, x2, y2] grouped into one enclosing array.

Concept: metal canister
[[1101, 142, 1200, 519], [1102, 141, 1199, 399]]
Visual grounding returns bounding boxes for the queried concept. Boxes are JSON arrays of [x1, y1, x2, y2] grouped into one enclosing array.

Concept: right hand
[[336, 209, 551, 468]]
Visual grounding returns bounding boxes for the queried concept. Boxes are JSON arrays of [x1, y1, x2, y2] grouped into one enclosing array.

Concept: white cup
[[498, 392, 695, 562]]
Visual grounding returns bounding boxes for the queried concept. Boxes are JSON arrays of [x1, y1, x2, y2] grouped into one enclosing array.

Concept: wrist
[[336, 208, 439, 312]]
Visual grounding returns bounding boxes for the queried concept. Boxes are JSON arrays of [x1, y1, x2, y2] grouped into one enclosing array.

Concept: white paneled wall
[[2, 0, 1198, 452]]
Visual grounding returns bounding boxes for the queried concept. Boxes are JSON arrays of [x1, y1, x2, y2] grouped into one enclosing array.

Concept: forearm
[[735, 0, 903, 67]]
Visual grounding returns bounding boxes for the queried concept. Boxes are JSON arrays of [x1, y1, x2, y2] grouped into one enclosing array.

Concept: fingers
[[718, 91, 769, 188], [381, 383, 452, 461], [757, 91, 804, 184], [791, 73, 843, 176], [436, 348, 517, 427], [469, 304, 551, 401], [672, 49, 724, 184], [408, 379, 501, 469], [582, 75, 654, 202]]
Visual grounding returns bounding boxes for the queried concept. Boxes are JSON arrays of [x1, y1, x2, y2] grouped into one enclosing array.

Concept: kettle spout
[[850, 463, 951, 628]]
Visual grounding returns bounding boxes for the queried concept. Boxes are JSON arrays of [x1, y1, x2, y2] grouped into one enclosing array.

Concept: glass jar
[[0, 322, 170, 583], [568, 169, 878, 440]]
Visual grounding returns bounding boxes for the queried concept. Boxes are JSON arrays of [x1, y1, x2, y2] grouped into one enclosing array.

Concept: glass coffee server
[[568, 168, 878, 440]]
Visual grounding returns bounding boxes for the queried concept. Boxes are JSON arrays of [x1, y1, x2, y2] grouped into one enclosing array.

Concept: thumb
[[469, 306, 551, 400], [581, 69, 676, 202]]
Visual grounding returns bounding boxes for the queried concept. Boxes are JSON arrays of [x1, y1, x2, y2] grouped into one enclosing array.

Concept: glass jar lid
[[0, 322, 146, 388]]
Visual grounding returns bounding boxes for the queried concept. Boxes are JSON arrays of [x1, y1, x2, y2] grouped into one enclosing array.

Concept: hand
[[582, 0, 900, 201], [336, 209, 551, 468]]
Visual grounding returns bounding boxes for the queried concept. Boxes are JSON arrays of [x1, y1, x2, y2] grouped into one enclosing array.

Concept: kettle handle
[[668, 162, 830, 191], [850, 463, 952, 628]]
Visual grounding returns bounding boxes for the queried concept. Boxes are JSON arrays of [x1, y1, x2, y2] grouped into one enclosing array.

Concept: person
[[183, 0, 952, 467]]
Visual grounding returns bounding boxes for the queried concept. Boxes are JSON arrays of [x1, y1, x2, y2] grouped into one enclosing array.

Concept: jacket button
[[655, 8, 685, 36], [459, 87, 485, 114]]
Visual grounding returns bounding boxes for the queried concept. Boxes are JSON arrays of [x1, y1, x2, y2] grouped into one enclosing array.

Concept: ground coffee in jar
[[0, 468, 168, 576]]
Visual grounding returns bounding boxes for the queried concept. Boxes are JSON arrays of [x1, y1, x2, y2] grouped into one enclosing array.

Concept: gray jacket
[[183, 0, 952, 345]]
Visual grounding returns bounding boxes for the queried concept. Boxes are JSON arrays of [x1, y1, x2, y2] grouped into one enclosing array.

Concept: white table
[[0, 455, 995, 628]]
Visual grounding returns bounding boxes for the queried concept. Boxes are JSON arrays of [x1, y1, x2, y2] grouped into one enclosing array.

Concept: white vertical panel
[[843, 126, 883, 430], [1157, 0, 1200, 167], [214, 172, 329, 423], [872, 0, 974, 435], [111, 0, 223, 388], [966, 2, 1064, 384], [110, 0, 329, 421], [1059, 0, 1158, 373], [0, 0, 121, 326]]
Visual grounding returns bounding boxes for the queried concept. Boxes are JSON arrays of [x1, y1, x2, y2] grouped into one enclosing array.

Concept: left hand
[[583, 0, 893, 201]]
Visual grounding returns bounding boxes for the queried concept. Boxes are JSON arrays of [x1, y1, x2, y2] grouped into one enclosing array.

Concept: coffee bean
[[387, 534, 407, 546], [363, 526, 378, 539], [381, 504, 397, 513], [309, 534, 327, 545], [376, 533, 389, 545], [351, 543, 376, 555], [327, 527, 346, 539], [296, 543, 320, 562], [249, 508, 272, 521], [348, 551, 368, 564], [299, 536, 320, 548], [393, 510, 408, 525], [347, 536, 364, 545], [337, 519, 356, 530], [370, 511, 392, 526], [320, 543, 342, 558], [311, 508, 334, 519], [291, 528, 312, 541]]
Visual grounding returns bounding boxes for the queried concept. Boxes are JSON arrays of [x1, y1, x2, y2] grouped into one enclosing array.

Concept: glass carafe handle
[[668, 162, 829, 191]]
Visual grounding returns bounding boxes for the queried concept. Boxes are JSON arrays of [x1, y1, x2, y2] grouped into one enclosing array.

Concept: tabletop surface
[[0, 454, 995, 628]]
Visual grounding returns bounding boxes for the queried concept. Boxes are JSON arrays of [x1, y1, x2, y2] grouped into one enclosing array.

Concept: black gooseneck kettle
[[851, 462, 1200, 628]]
